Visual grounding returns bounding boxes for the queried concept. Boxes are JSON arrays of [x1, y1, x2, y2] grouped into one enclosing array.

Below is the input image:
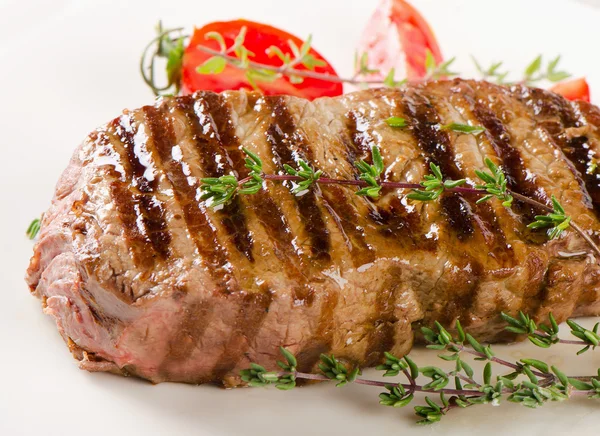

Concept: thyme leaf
[[26, 217, 41, 240], [355, 145, 384, 198], [241, 311, 600, 424], [527, 195, 571, 239], [441, 122, 486, 136], [407, 162, 466, 202]]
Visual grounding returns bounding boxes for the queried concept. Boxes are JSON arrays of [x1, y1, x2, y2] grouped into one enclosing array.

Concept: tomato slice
[[356, 0, 443, 81], [550, 77, 590, 102], [181, 20, 343, 100]]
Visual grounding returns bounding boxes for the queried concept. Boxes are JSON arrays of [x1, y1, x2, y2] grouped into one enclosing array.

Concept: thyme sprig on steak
[[241, 313, 600, 425], [199, 143, 600, 257]]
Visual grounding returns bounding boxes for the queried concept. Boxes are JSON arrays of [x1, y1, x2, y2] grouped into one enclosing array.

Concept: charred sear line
[[110, 117, 171, 262], [177, 94, 254, 262], [197, 95, 304, 272], [101, 123, 156, 270], [440, 257, 483, 327], [142, 104, 236, 293], [468, 93, 546, 221], [211, 291, 273, 380], [572, 101, 600, 215], [321, 185, 376, 266], [346, 106, 433, 250], [369, 197, 436, 250], [440, 194, 475, 241], [346, 110, 375, 163], [403, 89, 475, 239], [264, 96, 331, 263], [403, 90, 461, 179], [363, 268, 402, 366], [519, 263, 551, 317], [159, 298, 214, 381], [295, 290, 339, 372], [519, 88, 600, 216]]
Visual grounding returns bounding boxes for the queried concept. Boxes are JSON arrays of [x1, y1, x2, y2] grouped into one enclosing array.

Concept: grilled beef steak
[[26, 79, 600, 385]]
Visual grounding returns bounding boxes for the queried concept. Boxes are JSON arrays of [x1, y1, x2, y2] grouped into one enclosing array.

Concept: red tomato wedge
[[550, 77, 591, 102], [356, 0, 443, 80], [181, 20, 343, 100]]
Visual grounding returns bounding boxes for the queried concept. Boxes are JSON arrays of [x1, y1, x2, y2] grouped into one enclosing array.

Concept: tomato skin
[[181, 20, 343, 100], [550, 77, 590, 102], [357, 0, 443, 81]]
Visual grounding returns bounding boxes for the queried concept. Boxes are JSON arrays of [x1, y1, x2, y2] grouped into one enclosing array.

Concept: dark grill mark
[[264, 97, 331, 263], [211, 291, 273, 380], [296, 290, 339, 372], [573, 101, 600, 215], [200, 94, 316, 290], [519, 88, 600, 216], [177, 94, 254, 262], [440, 195, 474, 240], [346, 110, 375, 160], [403, 89, 475, 239], [439, 257, 484, 326], [159, 298, 214, 381], [110, 117, 171, 261], [467, 89, 546, 221], [321, 186, 376, 266], [369, 197, 436, 250], [363, 267, 402, 365], [142, 104, 236, 294], [346, 109, 435, 250]]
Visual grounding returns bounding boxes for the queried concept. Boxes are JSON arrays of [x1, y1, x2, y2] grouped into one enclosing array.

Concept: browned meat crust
[[26, 79, 600, 386]]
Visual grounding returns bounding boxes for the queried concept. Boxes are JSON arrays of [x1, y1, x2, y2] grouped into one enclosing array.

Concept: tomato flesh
[[550, 77, 590, 102], [357, 0, 443, 81], [182, 20, 343, 100]]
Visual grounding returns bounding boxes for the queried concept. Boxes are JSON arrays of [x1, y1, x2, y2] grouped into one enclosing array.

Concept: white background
[[2, 0, 600, 434]]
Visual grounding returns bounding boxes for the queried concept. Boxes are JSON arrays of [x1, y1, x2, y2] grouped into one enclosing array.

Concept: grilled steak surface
[[26, 79, 600, 385]]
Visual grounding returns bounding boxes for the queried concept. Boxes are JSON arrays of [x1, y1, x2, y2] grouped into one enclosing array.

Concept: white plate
[[2, 0, 600, 434]]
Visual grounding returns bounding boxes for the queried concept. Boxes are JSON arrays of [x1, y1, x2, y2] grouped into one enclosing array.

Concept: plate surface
[[2, 0, 600, 434]]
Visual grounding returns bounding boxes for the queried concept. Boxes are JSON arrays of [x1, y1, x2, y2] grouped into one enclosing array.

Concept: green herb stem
[[450, 343, 532, 374], [250, 174, 486, 192], [194, 44, 390, 86], [242, 314, 600, 424], [289, 371, 487, 396], [509, 191, 600, 258]]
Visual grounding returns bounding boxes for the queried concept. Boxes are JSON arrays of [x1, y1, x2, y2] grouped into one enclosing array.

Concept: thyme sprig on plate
[[241, 313, 600, 424]]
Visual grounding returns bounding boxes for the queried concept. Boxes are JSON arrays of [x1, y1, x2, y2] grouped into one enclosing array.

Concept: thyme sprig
[[26, 218, 41, 240], [475, 157, 513, 207], [197, 143, 600, 257], [355, 146, 385, 198], [501, 311, 600, 355], [193, 26, 399, 91], [471, 54, 571, 86], [141, 22, 574, 97], [242, 313, 600, 424], [527, 195, 572, 240], [140, 23, 187, 96], [424, 50, 459, 80], [472, 57, 509, 84], [406, 163, 466, 202], [523, 55, 571, 86], [284, 160, 322, 195]]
